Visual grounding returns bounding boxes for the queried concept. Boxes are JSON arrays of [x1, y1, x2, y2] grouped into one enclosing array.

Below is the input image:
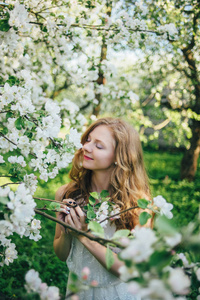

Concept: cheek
[[101, 151, 115, 164]]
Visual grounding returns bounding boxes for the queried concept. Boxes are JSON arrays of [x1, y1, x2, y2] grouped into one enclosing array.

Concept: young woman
[[53, 117, 151, 300]]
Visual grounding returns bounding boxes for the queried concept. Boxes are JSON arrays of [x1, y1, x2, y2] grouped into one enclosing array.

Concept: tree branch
[[34, 208, 123, 248], [153, 118, 171, 130], [0, 182, 22, 188], [28, 21, 167, 37], [33, 196, 63, 204]]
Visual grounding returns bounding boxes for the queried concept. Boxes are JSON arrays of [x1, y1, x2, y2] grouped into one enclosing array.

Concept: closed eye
[[96, 144, 103, 149]]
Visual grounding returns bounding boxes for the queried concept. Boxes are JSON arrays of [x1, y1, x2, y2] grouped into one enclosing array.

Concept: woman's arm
[[53, 185, 73, 261], [78, 234, 124, 277], [53, 217, 72, 262]]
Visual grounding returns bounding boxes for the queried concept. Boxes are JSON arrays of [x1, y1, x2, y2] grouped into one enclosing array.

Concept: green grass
[[0, 149, 199, 299]]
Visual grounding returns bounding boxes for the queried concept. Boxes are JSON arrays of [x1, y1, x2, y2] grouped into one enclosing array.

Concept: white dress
[[66, 222, 139, 300]]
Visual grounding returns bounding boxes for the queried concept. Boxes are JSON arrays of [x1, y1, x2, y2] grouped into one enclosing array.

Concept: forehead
[[89, 125, 115, 145]]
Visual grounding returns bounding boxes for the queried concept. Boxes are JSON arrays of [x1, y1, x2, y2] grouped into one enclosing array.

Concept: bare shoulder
[[55, 183, 69, 201]]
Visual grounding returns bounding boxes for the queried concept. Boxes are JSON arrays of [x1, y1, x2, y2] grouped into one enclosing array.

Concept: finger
[[59, 207, 71, 214], [75, 206, 85, 224], [70, 208, 82, 229], [63, 198, 77, 208], [65, 213, 75, 228]]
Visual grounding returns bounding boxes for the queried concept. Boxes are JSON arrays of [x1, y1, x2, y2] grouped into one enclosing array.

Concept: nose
[[82, 142, 92, 153]]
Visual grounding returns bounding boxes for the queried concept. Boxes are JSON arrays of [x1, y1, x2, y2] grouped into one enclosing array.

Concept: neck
[[91, 170, 112, 193]]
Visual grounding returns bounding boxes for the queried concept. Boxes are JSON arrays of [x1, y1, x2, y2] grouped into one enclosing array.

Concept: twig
[[0, 182, 22, 188], [65, 292, 76, 299], [0, 133, 37, 158], [0, 133, 17, 147], [99, 205, 139, 224], [0, 175, 17, 178], [33, 196, 62, 204], [33, 197, 77, 208], [153, 118, 171, 130]]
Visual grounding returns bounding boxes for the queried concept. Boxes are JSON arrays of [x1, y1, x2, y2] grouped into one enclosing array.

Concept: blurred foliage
[[0, 149, 199, 299]]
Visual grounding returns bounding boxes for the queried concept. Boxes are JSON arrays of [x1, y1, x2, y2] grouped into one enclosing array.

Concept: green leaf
[[15, 117, 25, 130], [0, 125, 8, 135], [100, 190, 109, 198], [139, 212, 151, 225], [106, 246, 115, 269], [25, 120, 35, 130], [6, 112, 13, 119], [137, 198, 150, 209], [149, 251, 172, 270], [6, 75, 20, 86], [88, 221, 104, 237], [94, 203, 101, 209], [89, 195, 96, 205], [112, 229, 130, 240], [86, 209, 96, 220], [69, 272, 79, 282], [0, 19, 10, 32], [0, 196, 9, 205], [90, 192, 99, 199], [68, 284, 79, 293], [10, 176, 19, 183], [47, 202, 61, 211]]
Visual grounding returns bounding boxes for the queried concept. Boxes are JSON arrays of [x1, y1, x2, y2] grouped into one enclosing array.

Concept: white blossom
[[164, 232, 182, 248], [8, 155, 26, 167], [196, 268, 200, 281], [119, 265, 139, 282], [25, 269, 42, 292], [168, 268, 190, 295], [25, 269, 60, 299], [68, 128, 82, 149], [4, 243, 18, 265], [0, 155, 5, 163], [152, 195, 173, 219], [138, 279, 173, 299], [120, 227, 157, 263]]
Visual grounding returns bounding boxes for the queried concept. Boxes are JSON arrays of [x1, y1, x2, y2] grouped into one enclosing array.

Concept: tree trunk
[[92, 2, 112, 116], [180, 10, 200, 181], [92, 34, 108, 117], [181, 121, 200, 181]]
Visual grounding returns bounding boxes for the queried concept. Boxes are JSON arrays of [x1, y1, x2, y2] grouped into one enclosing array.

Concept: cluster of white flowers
[[0, 184, 41, 266], [8, 155, 26, 167], [0, 219, 18, 266], [119, 226, 192, 299], [120, 227, 157, 264], [8, 2, 32, 33], [95, 202, 120, 228], [23, 173, 38, 195], [157, 23, 178, 38], [25, 269, 60, 300]]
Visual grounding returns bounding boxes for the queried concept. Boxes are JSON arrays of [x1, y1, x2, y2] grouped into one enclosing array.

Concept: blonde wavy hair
[[59, 117, 151, 230]]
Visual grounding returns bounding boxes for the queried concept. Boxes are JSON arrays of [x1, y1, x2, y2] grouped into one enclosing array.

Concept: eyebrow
[[88, 134, 106, 146]]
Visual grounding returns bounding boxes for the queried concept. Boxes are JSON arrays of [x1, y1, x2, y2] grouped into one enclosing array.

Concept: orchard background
[[0, 1, 200, 299]]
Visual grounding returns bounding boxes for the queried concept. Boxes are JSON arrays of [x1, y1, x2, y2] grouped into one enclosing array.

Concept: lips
[[84, 155, 93, 160]]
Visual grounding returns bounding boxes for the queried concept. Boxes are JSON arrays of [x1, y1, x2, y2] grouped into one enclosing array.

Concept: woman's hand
[[57, 199, 76, 232], [65, 205, 87, 237]]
